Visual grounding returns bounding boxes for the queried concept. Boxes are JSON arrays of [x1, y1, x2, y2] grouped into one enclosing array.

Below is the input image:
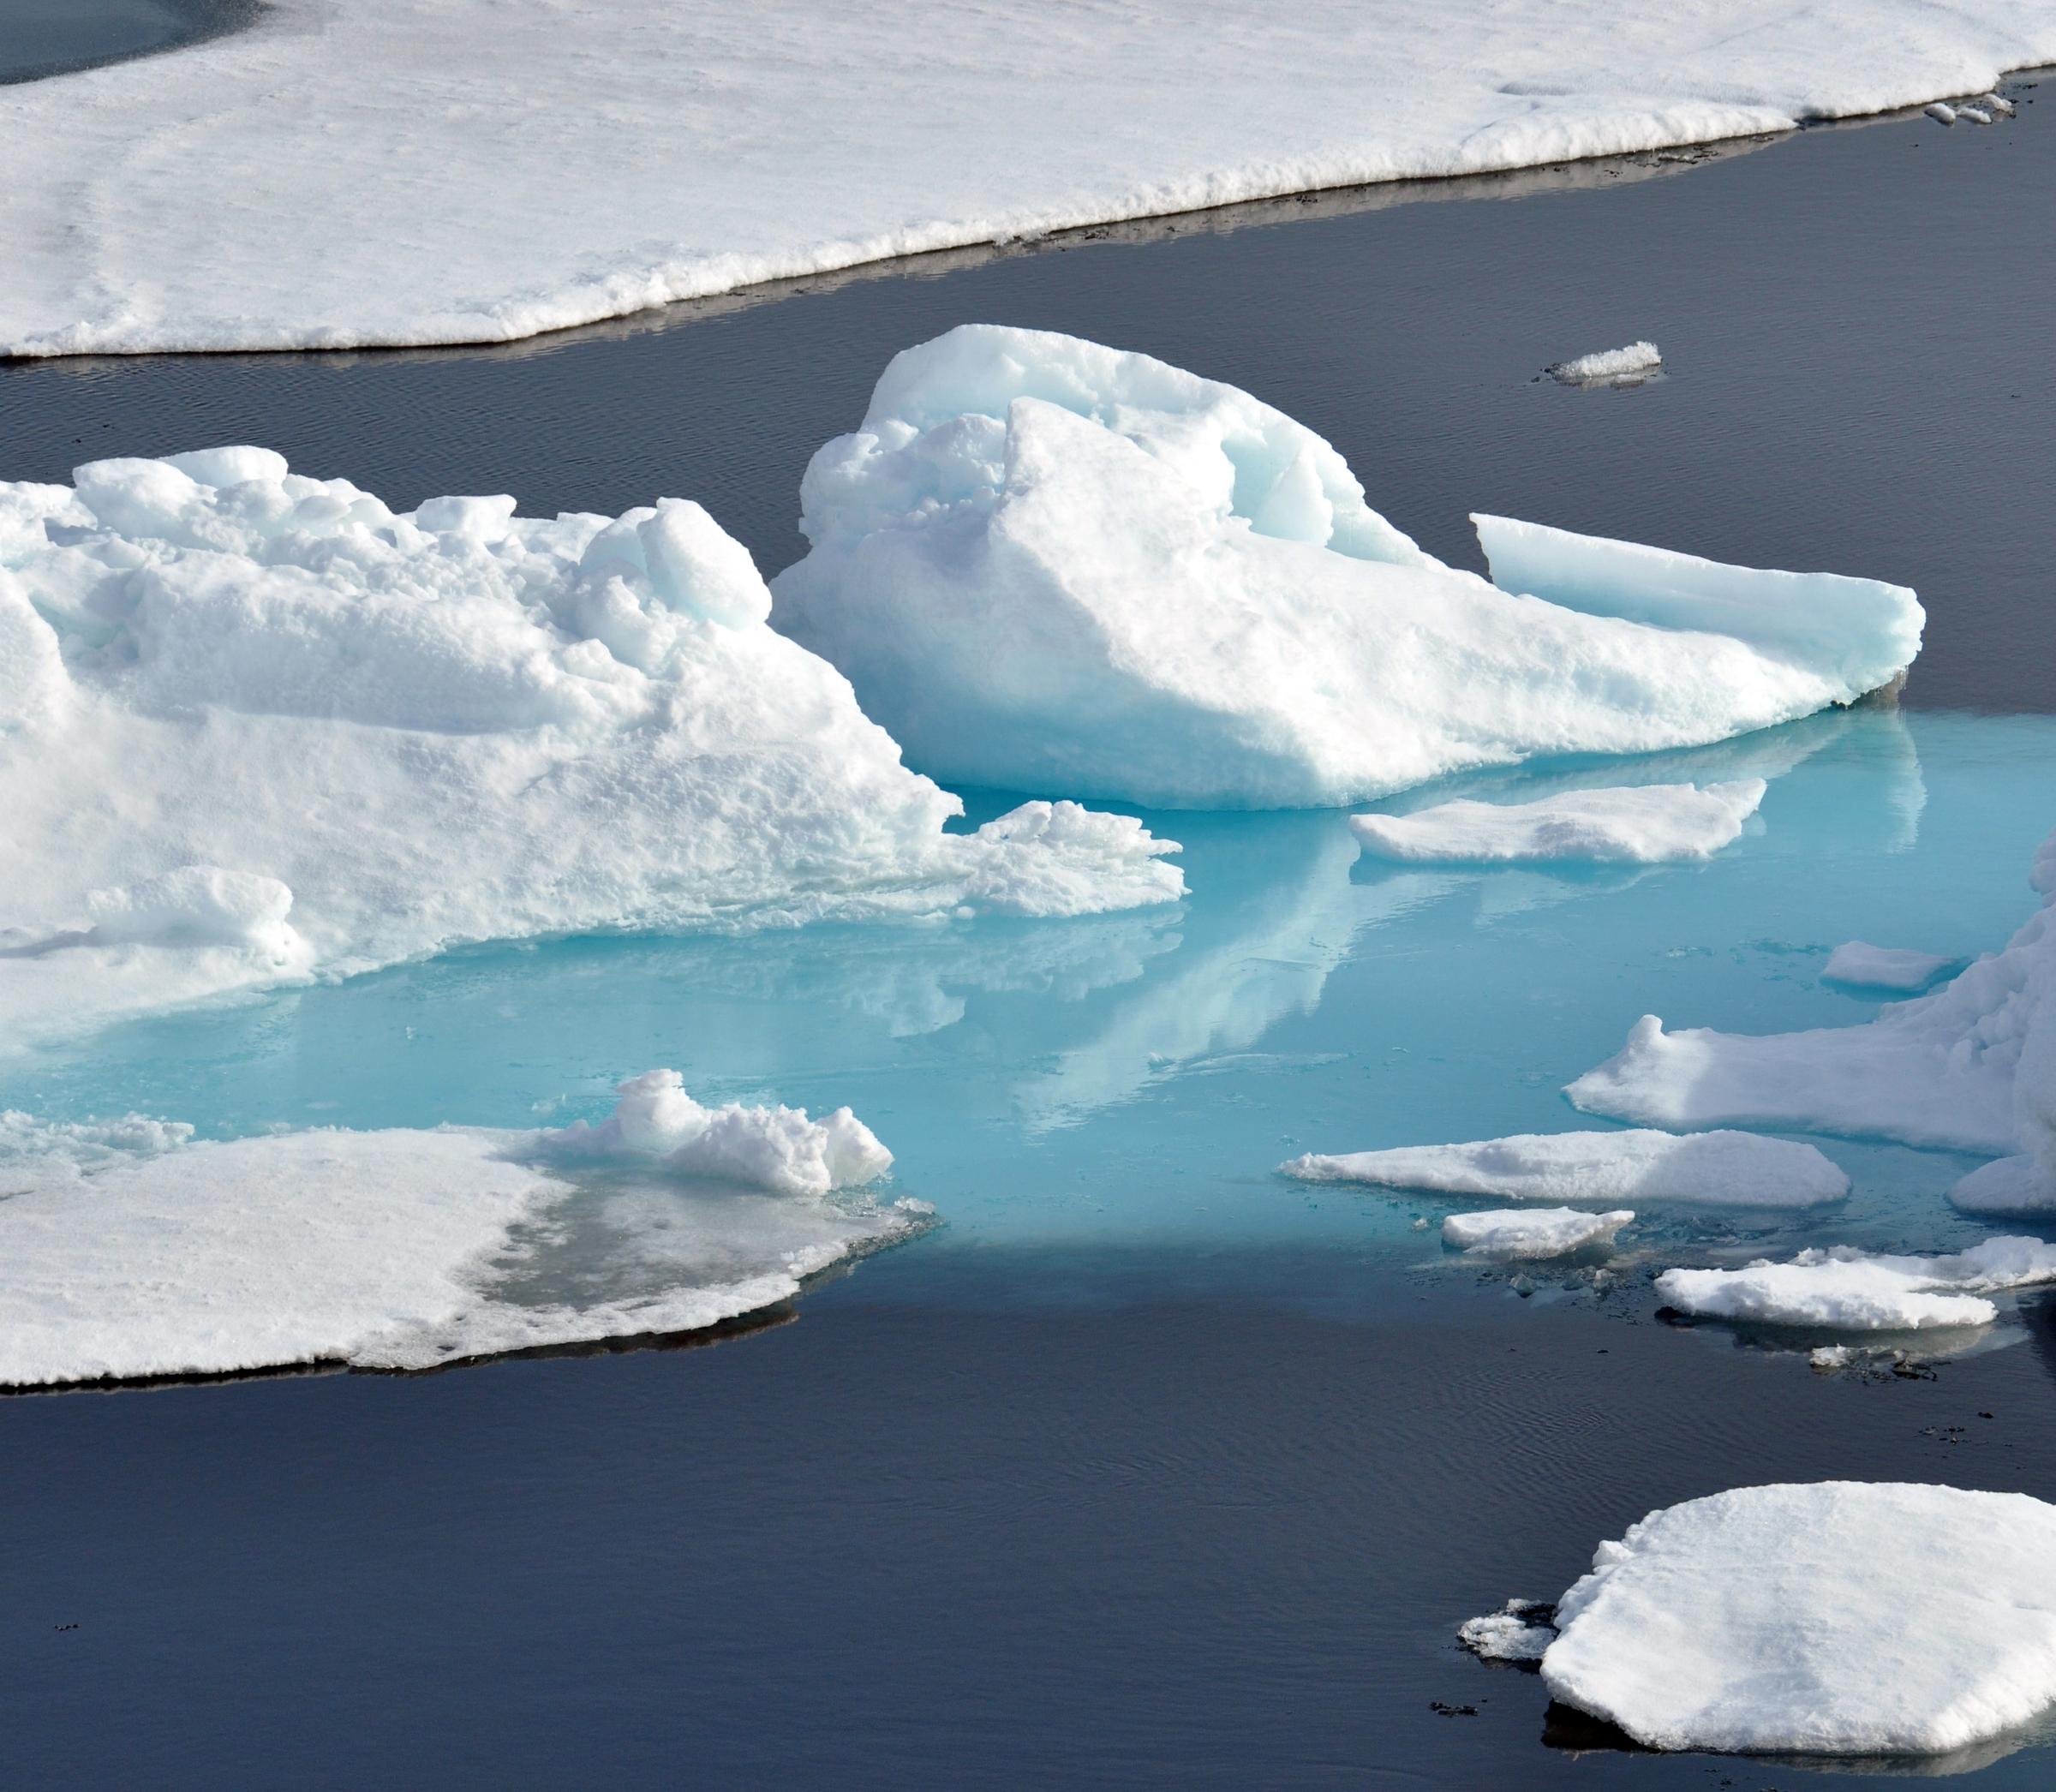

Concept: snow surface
[[1570, 827, 2056, 1206], [0, 451, 1181, 1045], [0, 1073, 920, 1386], [1823, 940, 1960, 991], [1550, 341, 1662, 385], [1656, 1236, 2056, 1332], [1351, 780, 1763, 864], [1539, 1482, 2056, 1755], [773, 326, 1923, 808], [1459, 1599, 1557, 1661], [1442, 1206, 1632, 1257], [3, 3, 2051, 355], [1281, 1128, 1847, 1206]]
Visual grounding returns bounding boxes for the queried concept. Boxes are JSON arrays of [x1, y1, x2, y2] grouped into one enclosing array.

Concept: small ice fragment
[[1978, 93, 2016, 117], [1950, 1154, 2056, 1216], [1958, 105, 1993, 125], [1442, 1207, 1632, 1258], [1926, 102, 1957, 124], [1352, 780, 1763, 865], [1548, 341, 1662, 385], [1460, 1598, 1557, 1661], [1821, 940, 1960, 992], [1655, 1235, 2056, 1331], [1809, 1343, 1854, 1371]]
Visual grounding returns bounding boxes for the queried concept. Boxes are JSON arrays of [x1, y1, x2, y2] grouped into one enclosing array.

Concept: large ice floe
[[1518, 1482, 2056, 1757], [0, 1072, 922, 1387], [1280, 1129, 1847, 1206], [1351, 780, 1764, 864], [1657, 1236, 2056, 1332], [1572, 827, 2056, 1210], [0, 449, 1182, 1044], [772, 327, 1923, 807], [3, 3, 2053, 355]]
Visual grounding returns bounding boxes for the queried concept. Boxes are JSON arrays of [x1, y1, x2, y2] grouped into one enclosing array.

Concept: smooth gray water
[[0, 0, 260, 85]]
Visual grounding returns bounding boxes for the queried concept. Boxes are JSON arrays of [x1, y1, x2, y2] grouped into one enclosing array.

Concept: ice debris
[[1352, 780, 1762, 864], [1927, 101, 1958, 123], [1548, 341, 1662, 385], [1822, 939, 1960, 992], [1280, 1128, 1847, 1206], [1538, 1482, 2056, 1755], [1657, 1235, 2056, 1331], [773, 326, 1923, 809], [1442, 1207, 1631, 1257], [1459, 1598, 1557, 1662], [0, 451, 1181, 1045]]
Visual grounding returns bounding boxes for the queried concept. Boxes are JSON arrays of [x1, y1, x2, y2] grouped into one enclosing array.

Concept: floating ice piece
[[1928, 101, 1959, 122], [1442, 1206, 1632, 1257], [1979, 92, 2017, 116], [774, 326, 1923, 809], [1951, 1153, 2056, 1215], [1959, 104, 1995, 123], [1549, 341, 1661, 385], [1822, 939, 1960, 992], [1280, 1128, 1847, 1206], [0, 451, 1181, 1045], [0, 1074, 920, 1388], [1539, 1482, 2056, 1755], [1352, 780, 1763, 864], [1656, 1234, 2056, 1331], [1459, 1599, 1557, 1662]]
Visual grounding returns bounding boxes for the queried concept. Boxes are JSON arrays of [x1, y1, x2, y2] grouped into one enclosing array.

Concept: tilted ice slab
[[1352, 780, 1764, 864], [4, 3, 2054, 355], [1280, 1128, 1847, 1206], [772, 327, 1922, 808], [0, 449, 1180, 1044], [0, 1072, 921, 1387], [1823, 939, 1961, 992], [1533, 1482, 2056, 1756], [1657, 1235, 2056, 1332], [1442, 1206, 1632, 1257], [1571, 827, 2056, 1208], [1550, 341, 1662, 386]]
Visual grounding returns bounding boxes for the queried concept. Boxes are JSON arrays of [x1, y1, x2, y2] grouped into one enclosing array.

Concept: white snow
[[1569, 827, 2056, 1204], [0, 451, 1181, 1046], [1550, 341, 1662, 385], [1459, 1599, 1557, 1661], [1539, 1482, 2056, 1755], [772, 326, 1923, 809], [1442, 1206, 1632, 1257], [1281, 1128, 1848, 1206], [1823, 939, 1959, 991], [1351, 780, 1763, 864], [1656, 1235, 2056, 1331], [0, 1073, 920, 1387], [4, 3, 2053, 355]]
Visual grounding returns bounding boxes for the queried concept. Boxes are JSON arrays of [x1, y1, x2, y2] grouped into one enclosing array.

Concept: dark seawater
[[0, 0, 260, 85]]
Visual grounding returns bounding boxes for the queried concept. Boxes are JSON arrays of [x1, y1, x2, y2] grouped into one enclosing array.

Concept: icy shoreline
[[2, 3, 2051, 356]]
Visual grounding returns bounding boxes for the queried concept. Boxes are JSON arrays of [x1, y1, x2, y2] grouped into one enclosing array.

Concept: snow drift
[[773, 327, 1923, 808], [0, 450, 1182, 1043]]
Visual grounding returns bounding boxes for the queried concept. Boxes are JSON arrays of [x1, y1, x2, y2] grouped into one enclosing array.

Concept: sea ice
[[1459, 1598, 1557, 1661], [1441, 1206, 1632, 1257], [1656, 1235, 2056, 1331], [1281, 1128, 1847, 1205], [0, 1073, 919, 1387], [1822, 939, 1960, 991], [5, 2, 2053, 355], [773, 326, 1922, 808], [1927, 101, 1960, 122], [0, 451, 1181, 1044], [1351, 780, 1763, 864], [1538, 1482, 2056, 1754], [1549, 341, 1662, 385]]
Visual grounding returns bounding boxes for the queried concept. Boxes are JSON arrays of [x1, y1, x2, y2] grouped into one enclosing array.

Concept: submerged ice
[[1351, 780, 1764, 864], [1441, 1207, 1631, 1257], [773, 326, 1923, 808]]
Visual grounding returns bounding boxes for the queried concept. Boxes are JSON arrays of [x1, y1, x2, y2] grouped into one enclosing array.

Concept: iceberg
[[1822, 939, 1960, 991], [772, 326, 1923, 808], [1656, 1235, 2056, 1332], [0, 451, 1181, 1045], [1280, 1128, 1847, 1206], [1441, 1206, 1631, 1257], [1535, 1482, 2056, 1756], [0, 1072, 922, 1387], [1351, 780, 1763, 864]]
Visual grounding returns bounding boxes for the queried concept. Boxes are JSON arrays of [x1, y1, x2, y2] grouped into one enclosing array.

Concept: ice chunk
[[1442, 1206, 1631, 1257], [1539, 1482, 2056, 1755], [1351, 780, 1763, 864], [1656, 1235, 2056, 1331], [774, 326, 1923, 809], [1951, 1153, 2056, 1215], [1822, 939, 1960, 992], [1459, 1599, 1557, 1661], [1979, 92, 2017, 116], [1959, 105, 1994, 123], [0, 452, 1181, 1046], [1548, 341, 1661, 385], [0, 1073, 923, 1387], [1281, 1128, 1847, 1206], [1927, 101, 1959, 122]]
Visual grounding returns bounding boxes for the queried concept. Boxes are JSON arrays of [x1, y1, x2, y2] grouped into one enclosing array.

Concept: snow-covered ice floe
[[773, 326, 1923, 809], [0, 450, 1182, 1044], [1441, 1207, 1631, 1257], [1823, 939, 1961, 992], [1657, 1235, 2056, 1332], [0, 1072, 923, 1387], [1549, 341, 1662, 386], [1280, 1128, 1847, 1206], [4, 3, 2052, 355], [1352, 780, 1763, 864], [1572, 828, 2056, 1210], [1528, 1482, 2056, 1756]]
